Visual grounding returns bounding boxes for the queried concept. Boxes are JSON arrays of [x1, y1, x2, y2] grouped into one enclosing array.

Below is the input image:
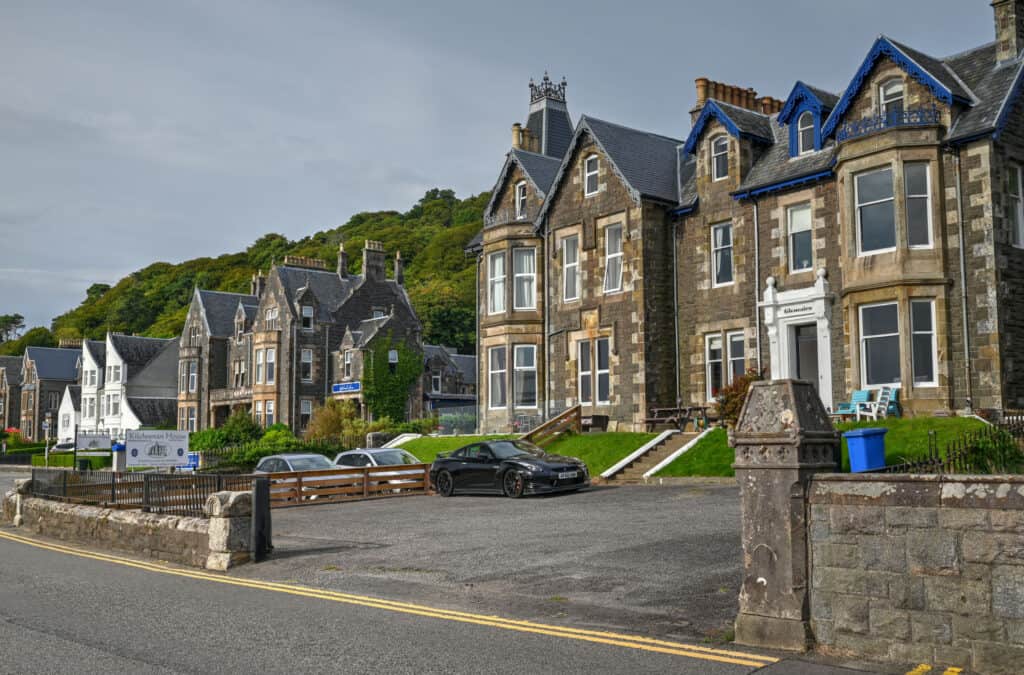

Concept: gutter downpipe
[[672, 217, 681, 406], [475, 253, 482, 433], [752, 198, 763, 373], [543, 217, 551, 421], [953, 147, 973, 412]]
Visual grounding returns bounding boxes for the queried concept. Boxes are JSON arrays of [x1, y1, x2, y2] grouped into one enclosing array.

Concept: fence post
[[251, 477, 272, 562], [62, 470, 67, 500], [217, 474, 224, 493], [730, 380, 840, 651], [142, 474, 151, 513], [110, 471, 116, 506], [363, 468, 369, 497]]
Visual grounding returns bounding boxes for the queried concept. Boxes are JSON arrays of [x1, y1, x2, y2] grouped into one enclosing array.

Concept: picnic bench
[[644, 406, 709, 432]]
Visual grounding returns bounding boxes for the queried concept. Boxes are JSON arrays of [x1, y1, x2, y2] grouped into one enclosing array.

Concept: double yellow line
[[0, 529, 776, 669]]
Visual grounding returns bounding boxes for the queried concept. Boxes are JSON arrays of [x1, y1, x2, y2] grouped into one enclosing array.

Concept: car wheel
[[503, 471, 525, 499], [435, 470, 455, 497]]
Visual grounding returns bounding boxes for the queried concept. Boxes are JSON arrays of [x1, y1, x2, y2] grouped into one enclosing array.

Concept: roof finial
[[529, 72, 567, 104]]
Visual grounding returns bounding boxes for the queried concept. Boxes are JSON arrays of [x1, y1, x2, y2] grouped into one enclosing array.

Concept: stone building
[[0, 356, 23, 431], [472, 1, 1024, 429], [422, 344, 476, 414], [18, 346, 79, 441], [178, 241, 422, 433]]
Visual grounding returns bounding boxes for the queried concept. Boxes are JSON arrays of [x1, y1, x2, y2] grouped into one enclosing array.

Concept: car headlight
[[521, 464, 540, 473]]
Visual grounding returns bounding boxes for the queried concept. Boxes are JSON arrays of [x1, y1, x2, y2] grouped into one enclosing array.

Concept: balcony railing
[[836, 107, 941, 142], [484, 205, 536, 228]]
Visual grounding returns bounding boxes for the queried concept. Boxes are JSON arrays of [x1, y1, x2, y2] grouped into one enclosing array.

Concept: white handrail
[[600, 430, 677, 479], [643, 428, 714, 478]]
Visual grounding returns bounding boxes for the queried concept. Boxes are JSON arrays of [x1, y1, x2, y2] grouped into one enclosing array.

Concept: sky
[[0, 0, 997, 330]]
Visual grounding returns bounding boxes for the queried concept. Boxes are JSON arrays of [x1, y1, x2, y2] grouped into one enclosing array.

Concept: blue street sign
[[332, 381, 361, 394]]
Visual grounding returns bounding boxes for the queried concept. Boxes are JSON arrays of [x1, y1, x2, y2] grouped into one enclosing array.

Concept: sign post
[[125, 430, 190, 470]]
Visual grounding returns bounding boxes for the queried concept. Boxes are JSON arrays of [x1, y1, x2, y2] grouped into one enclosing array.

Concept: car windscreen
[[370, 450, 419, 466], [488, 441, 544, 460], [288, 456, 333, 471]]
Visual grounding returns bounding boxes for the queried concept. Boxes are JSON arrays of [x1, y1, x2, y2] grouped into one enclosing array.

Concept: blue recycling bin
[[843, 428, 888, 472]]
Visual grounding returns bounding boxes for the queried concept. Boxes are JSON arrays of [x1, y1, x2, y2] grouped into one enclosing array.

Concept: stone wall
[[808, 474, 1024, 674]]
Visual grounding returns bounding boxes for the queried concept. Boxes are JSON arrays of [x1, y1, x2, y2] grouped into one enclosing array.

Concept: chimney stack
[[337, 243, 349, 278], [993, 0, 1024, 62], [394, 250, 405, 285], [251, 271, 266, 297], [691, 77, 772, 125], [512, 123, 523, 149], [362, 240, 386, 282]]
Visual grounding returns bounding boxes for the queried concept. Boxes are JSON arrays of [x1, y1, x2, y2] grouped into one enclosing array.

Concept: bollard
[[251, 478, 273, 562], [730, 380, 839, 651]]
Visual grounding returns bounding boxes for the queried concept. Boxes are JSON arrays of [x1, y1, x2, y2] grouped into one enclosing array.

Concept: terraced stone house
[[178, 241, 423, 433], [0, 356, 23, 431], [473, 1, 1024, 430]]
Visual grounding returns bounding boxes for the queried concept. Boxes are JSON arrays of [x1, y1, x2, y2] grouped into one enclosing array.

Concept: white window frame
[[1007, 163, 1024, 247], [513, 344, 538, 409], [300, 348, 313, 382], [179, 362, 188, 393], [584, 155, 599, 196], [910, 299, 938, 388], [300, 399, 313, 429], [595, 337, 611, 406], [705, 334, 724, 402], [186, 407, 196, 433], [514, 181, 527, 219], [255, 349, 264, 384], [431, 373, 441, 393], [787, 203, 813, 273], [110, 394, 119, 416], [266, 348, 276, 385], [904, 162, 933, 249], [711, 135, 729, 181], [797, 111, 815, 155], [512, 247, 536, 311], [487, 251, 506, 315], [879, 78, 904, 119], [711, 222, 734, 287], [855, 166, 897, 256], [488, 346, 507, 410], [188, 361, 197, 393], [562, 235, 579, 302], [603, 224, 624, 294], [859, 301, 902, 388], [265, 400, 275, 427], [301, 305, 314, 331], [343, 350, 352, 379], [577, 340, 592, 405], [727, 331, 745, 383], [254, 400, 263, 426]]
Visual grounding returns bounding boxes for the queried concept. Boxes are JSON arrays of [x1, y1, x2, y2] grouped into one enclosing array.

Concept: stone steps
[[605, 432, 697, 483]]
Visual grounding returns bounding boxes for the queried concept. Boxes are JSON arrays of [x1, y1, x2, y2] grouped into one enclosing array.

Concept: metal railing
[[30, 468, 254, 517], [866, 424, 1024, 475], [836, 106, 941, 142], [484, 204, 537, 228]]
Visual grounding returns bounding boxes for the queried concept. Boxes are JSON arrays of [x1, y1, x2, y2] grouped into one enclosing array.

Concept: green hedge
[[31, 454, 112, 469]]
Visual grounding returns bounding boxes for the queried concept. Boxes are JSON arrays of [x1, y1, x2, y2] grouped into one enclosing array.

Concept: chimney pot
[[512, 123, 523, 149], [695, 77, 709, 106]]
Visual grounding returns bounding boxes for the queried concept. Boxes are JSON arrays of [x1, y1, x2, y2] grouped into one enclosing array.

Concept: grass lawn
[[654, 416, 989, 477], [399, 435, 514, 464], [541, 432, 657, 475]]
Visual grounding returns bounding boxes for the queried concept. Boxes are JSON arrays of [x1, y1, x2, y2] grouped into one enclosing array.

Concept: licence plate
[[558, 471, 578, 479]]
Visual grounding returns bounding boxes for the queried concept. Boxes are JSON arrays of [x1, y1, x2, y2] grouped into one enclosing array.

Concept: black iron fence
[[30, 468, 254, 517], [868, 423, 1024, 475]]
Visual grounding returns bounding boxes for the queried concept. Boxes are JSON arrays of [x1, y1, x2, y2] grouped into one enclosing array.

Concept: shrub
[[220, 409, 264, 444], [304, 399, 393, 447], [716, 368, 765, 426], [31, 454, 112, 469], [188, 428, 229, 452], [392, 417, 439, 435]]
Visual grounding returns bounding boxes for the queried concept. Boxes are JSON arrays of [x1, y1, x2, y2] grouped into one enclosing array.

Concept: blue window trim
[[789, 106, 822, 157], [671, 200, 698, 216], [732, 170, 833, 201], [682, 101, 771, 155], [822, 36, 965, 139], [779, 81, 829, 157]]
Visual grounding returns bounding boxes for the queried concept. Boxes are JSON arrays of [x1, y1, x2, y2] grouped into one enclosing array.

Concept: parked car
[[253, 453, 344, 501], [429, 439, 589, 498], [334, 448, 426, 487], [51, 441, 75, 452]]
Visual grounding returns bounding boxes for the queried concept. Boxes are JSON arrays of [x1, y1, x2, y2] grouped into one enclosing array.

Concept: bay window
[[788, 203, 813, 272], [513, 345, 537, 408], [513, 248, 536, 310], [563, 235, 579, 302], [856, 167, 896, 254], [255, 349, 264, 384], [254, 400, 264, 426], [488, 252, 506, 314], [488, 346, 507, 409], [860, 303, 901, 386], [911, 300, 937, 386], [188, 361, 197, 393], [266, 348, 276, 384], [343, 350, 352, 379], [265, 400, 275, 427], [904, 162, 932, 248], [603, 224, 623, 293]]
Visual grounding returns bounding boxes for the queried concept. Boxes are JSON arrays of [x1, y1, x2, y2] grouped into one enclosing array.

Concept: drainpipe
[[953, 148, 973, 412], [543, 222, 550, 420], [672, 217, 681, 406], [752, 199, 763, 373], [476, 254, 482, 433], [292, 323, 298, 430], [324, 324, 330, 401]]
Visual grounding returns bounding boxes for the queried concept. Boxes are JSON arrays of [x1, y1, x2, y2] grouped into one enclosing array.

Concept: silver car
[[333, 448, 425, 486], [253, 453, 344, 501]]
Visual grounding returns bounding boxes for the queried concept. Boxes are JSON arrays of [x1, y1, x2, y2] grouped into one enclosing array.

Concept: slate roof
[[198, 290, 258, 337], [125, 398, 177, 428], [109, 334, 174, 372], [482, 148, 562, 225], [736, 116, 836, 196], [25, 347, 79, 381], [464, 230, 483, 255], [677, 151, 698, 208], [84, 340, 106, 369], [66, 385, 81, 410], [710, 100, 775, 141], [353, 315, 392, 347], [946, 43, 1024, 142], [0, 356, 23, 386], [450, 354, 477, 386], [526, 101, 574, 158], [887, 37, 974, 103], [277, 266, 361, 322], [803, 84, 840, 111]]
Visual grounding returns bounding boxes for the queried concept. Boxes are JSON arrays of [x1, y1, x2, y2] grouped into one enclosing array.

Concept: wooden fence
[[521, 405, 580, 446], [263, 464, 432, 507]]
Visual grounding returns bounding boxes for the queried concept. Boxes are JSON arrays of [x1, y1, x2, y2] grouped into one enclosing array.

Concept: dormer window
[[235, 318, 244, 342], [584, 155, 599, 196], [880, 79, 904, 121], [798, 111, 815, 155], [265, 307, 279, 330], [514, 181, 527, 219], [301, 305, 314, 330], [711, 136, 729, 181]]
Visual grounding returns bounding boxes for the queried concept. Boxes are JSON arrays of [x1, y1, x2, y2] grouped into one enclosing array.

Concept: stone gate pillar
[[730, 379, 839, 651]]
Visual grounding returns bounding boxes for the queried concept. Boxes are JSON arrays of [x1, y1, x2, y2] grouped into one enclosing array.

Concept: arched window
[[798, 111, 815, 155], [880, 79, 904, 121], [711, 136, 729, 181]]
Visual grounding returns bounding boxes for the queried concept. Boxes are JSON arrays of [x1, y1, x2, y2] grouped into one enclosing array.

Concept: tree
[[85, 284, 111, 302], [0, 326, 56, 356], [0, 314, 25, 342]]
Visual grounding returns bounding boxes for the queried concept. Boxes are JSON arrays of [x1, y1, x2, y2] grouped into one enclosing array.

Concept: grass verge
[[541, 432, 657, 475]]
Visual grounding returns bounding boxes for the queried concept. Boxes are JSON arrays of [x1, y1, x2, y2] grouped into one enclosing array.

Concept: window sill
[[712, 282, 735, 289], [512, 306, 538, 312], [584, 191, 599, 198], [856, 247, 898, 257], [788, 267, 814, 276], [603, 288, 623, 296]]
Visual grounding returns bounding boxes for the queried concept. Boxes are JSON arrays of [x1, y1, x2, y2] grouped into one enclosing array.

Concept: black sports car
[[430, 439, 590, 498]]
